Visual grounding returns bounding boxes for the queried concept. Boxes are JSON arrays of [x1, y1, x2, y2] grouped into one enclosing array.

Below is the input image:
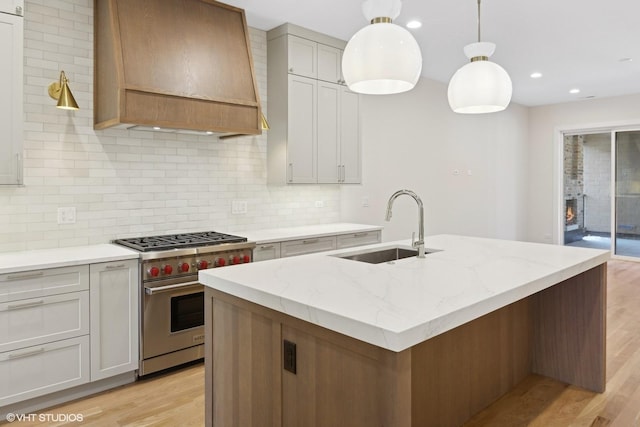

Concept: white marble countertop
[[233, 223, 383, 244], [0, 244, 139, 275], [199, 234, 610, 352]]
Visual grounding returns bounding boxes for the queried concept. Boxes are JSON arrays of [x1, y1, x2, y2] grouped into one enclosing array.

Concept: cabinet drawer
[[336, 231, 381, 249], [280, 236, 336, 257], [0, 265, 89, 304], [0, 335, 90, 406], [253, 243, 282, 262], [0, 291, 89, 353]]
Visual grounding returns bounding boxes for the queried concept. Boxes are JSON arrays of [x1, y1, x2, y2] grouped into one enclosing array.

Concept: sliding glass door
[[614, 131, 640, 257], [562, 133, 612, 252], [562, 129, 640, 259]]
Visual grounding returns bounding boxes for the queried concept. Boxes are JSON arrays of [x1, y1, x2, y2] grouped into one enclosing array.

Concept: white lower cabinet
[[253, 230, 382, 262], [0, 336, 90, 407], [253, 243, 282, 262], [280, 236, 337, 258], [336, 230, 381, 249], [0, 259, 139, 409], [89, 260, 139, 381], [0, 291, 90, 353]]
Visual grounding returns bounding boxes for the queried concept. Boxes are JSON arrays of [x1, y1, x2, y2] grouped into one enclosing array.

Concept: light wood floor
[[3, 260, 639, 427]]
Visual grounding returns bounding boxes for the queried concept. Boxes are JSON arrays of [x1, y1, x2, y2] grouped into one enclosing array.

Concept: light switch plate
[[57, 207, 76, 224], [231, 200, 247, 214]]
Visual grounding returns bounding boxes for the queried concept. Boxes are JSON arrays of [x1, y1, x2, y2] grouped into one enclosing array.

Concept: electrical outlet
[[57, 207, 76, 224], [283, 340, 297, 374], [231, 200, 247, 214], [315, 200, 324, 208], [362, 197, 369, 207]]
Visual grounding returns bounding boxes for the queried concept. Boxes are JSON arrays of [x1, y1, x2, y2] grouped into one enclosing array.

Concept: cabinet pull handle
[[6, 271, 44, 281], [289, 68, 294, 73], [105, 263, 126, 269], [302, 239, 319, 245], [8, 347, 45, 360], [16, 153, 23, 185], [260, 245, 274, 250], [288, 163, 293, 182], [353, 232, 368, 238], [7, 300, 45, 310]]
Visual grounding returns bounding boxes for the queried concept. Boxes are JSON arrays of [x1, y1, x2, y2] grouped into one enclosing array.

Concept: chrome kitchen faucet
[[385, 189, 426, 258]]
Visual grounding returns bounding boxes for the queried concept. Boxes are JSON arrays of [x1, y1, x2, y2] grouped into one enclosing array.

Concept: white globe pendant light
[[342, 0, 423, 95], [447, 0, 512, 113]]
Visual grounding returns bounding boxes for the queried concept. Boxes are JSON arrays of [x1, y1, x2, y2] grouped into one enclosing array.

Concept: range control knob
[[180, 262, 190, 272], [216, 258, 226, 267], [198, 260, 209, 270], [162, 264, 173, 275], [242, 254, 250, 263], [231, 255, 240, 265], [148, 266, 160, 277]]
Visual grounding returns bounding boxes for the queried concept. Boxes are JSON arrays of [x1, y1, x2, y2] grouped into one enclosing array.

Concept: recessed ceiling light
[[569, 88, 581, 94], [619, 57, 633, 63], [153, 126, 161, 130], [206, 131, 213, 135], [530, 72, 542, 79], [406, 20, 422, 29]]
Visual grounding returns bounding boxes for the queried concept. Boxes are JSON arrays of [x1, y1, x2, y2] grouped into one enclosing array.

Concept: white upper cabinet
[[267, 24, 361, 185], [287, 75, 317, 183], [287, 35, 317, 79], [0, 0, 23, 185], [317, 82, 361, 183], [317, 44, 344, 84]]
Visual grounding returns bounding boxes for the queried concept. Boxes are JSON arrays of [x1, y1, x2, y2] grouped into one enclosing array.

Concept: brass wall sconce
[[260, 113, 270, 131], [48, 71, 79, 110]]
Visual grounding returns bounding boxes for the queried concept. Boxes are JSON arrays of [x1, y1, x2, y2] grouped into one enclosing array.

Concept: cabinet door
[[287, 75, 317, 183], [317, 82, 341, 183], [340, 88, 361, 184], [89, 260, 139, 381], [282, 326, 391, 427], [287, 35, 317, 78], [253, 243, 281, 262], [317, 44, 342, 84], [0, 7, 23, 185], [0, 336, 90, 407]]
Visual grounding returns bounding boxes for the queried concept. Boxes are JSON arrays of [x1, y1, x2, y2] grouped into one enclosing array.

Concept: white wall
[[340, 77, 530, 243], [527, 94, 640, 243], [0, 0, 340, 253]]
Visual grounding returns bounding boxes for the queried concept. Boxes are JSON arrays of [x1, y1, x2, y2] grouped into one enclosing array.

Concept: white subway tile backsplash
[[0, 1, 340, 253]]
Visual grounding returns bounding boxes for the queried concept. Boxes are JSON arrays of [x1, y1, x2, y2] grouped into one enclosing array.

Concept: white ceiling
[[224, 0, 640, 107]]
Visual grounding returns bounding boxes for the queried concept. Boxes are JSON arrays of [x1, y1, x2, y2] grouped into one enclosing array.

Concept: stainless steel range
[[114, 231, 255, 376]]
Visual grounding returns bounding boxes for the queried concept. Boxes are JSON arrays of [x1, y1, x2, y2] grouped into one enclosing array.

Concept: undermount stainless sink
[[334, 246, 438, 264]]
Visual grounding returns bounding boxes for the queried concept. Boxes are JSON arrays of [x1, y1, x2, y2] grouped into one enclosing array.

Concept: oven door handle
[[145, 281, 202, 295]]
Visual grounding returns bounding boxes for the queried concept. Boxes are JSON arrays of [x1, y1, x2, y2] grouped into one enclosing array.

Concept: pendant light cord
[[477, 0, 482, 42]]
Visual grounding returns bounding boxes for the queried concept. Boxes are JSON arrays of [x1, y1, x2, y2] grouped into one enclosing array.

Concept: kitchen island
[[199, 235, 610, 427]]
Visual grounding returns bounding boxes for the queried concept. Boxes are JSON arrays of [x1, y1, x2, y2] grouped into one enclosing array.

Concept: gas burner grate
[[115, 231, 247, 252]]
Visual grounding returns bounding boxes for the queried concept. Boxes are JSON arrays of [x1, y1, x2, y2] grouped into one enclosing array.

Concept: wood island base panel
[[204, 263, 606, 427]]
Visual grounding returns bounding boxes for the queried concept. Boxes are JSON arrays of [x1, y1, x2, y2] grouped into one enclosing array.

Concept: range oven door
[[142, 276, 205, 360]]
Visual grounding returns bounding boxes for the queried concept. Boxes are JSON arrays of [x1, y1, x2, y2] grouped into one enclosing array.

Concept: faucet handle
[[411, 231, 416, 246]]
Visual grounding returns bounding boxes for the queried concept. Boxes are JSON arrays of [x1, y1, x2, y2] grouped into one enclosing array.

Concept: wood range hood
[[94, 0, 262, 136]]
